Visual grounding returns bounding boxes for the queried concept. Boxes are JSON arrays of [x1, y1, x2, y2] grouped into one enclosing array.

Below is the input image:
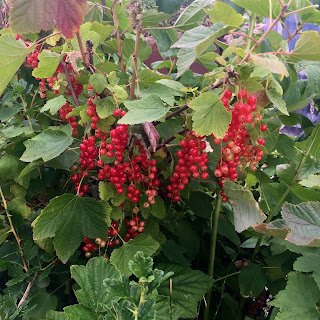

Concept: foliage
[[0, 0, 320, 319]]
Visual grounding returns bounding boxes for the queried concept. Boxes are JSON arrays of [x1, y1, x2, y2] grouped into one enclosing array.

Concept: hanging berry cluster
[[59, 103, 78, 136], [166, 132, 209, 202], [213, 89, 267, 202], [17, 34, 83, 100], [81, 216, 145, 258]]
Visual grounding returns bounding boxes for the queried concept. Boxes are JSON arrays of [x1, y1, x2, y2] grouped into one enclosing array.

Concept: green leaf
[[128, 251, 153, 279], [296, 61, 320, 94], [138, 69, 170, 87], [20, 129, 73, 162], [9, 0, 88, 39], [32, 50, 64, 78], [96, 116, 115, 132], [281, 201, 320, 246], [266, 88, 289, 116], [174, 0, 215, 30], [99, 181, 115, 201], [299, 175, 320, 189], [294, 254, 320, 289], [269, 272, 320, 320], [290, 31, 320, 62], [141, 10, 171, 27], [0, 34, 32, 96], [118, 94, 170, 125], [71, 257, 120, 311], [150, 196, 166, 219], [252, 55, 289, 77], [0, 106, 22, 121], [85, 2, 103, 22], [32, 194, 108, 263], [157, 0, 183, 14], [153, 296, 181, 320], [205, 1, 244, 26], [239, 264, 267, 297], [45, 311, 68, 320], [110, 234, 160, 276], [189, 92, 232, 138], [162, 240, 189, 265], [223, 180, 266, 233], [187, 191, 213, 218], [231, 0, 281, 18], [96, 98, 115, 119], [40, 96, 67, 115], [0, 154, 22, 181], [107, 84, 128, 104], [64, 305, 96, 320], [172, 23, 234, 75], [158, 263, 212, 319], [89, 73, 108, 94]]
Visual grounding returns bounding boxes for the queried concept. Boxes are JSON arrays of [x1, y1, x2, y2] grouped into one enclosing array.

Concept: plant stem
[[21, 97, 33, 132], [230, 31, 258, 45], [246, 13, 256, 52], [18, 272, 38, 308], [61, 60, 80, 107], [130, 25, 141, 100], [155, 128, 187, 151], [0, 186, 28, 272], [112, 1, 125, 72], [283, 4, 318, 17], [76, 32, 88, 65], [252, 124, 320, 261], [241, 4, 289, 63], [204, 194, 222, 320]]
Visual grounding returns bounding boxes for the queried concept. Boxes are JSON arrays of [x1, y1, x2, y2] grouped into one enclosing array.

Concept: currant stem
[[130, 25, 141, 100], [204, 194, 222, 320], [252, 124, 320, 261], [0, 186, 28, 272], [61, 60, 80, 107]]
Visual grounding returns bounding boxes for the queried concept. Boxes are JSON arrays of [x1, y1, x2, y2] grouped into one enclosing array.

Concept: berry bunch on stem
[[213, 89, 267, 202], [167, 132, 209, 202]]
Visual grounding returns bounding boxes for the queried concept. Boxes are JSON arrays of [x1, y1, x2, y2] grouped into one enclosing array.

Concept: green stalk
[[204, 194, 222, 320], [252, 125, 320, 261], [246, 13, 256, 52]]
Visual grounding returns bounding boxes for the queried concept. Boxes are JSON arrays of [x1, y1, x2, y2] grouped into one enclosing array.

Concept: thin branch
[[21, 97, 33, 133], [18, 272, 38, 308], [76, 32, 88, 65], [283, 4, 319, 17], [112, 1, 126, 72], [167, 58, 177, 76], [165, 105, 189, 121], [31, 32, 61, 48], [280, 19, 291, 39], [252, 125, 320, 260], [241, 4, 289, 63], [155, 128, 188, 151], [130, 25, 141, 100], [203, 194, 222, 320], [269, 0, 272, 27], [255, 51, 292, 57], [246, 13, 256, 52], [0, 187, 28, 273], [61, 60, 80, 107], [230, 31, 258, 45]]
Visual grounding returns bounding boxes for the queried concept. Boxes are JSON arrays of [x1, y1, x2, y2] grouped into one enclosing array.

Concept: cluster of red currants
[[59, 102, 78, 136], [167, 132, 209, 202], [213, 89, 267, 202], [124, 215, 145, 242], [81, 217, 145, 258], [26, 49, 40, 69]]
